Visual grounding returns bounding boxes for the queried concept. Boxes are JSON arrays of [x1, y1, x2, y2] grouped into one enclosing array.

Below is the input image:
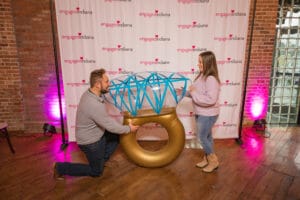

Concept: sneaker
[[53, 163, 65, 180]]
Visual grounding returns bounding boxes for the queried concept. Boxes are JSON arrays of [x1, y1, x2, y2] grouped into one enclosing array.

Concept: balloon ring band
[[121, 107, 185, 167]]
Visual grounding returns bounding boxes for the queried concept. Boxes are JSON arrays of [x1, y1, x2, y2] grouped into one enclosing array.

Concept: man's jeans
[[56, 130, 119, 177], [195, 114, 218, 155]]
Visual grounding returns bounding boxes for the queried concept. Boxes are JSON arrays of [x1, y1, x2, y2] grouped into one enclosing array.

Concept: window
[[267, 0, 300, 124]]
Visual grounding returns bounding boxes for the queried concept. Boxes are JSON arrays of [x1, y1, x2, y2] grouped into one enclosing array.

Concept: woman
[[189, 51, 221, 173]]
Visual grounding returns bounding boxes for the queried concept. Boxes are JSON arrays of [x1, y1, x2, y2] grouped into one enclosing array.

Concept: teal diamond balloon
[[106, 71, 190, 116]]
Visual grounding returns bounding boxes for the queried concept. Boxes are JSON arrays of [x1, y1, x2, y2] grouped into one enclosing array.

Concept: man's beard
[[101, 89, 109, 94], [100, 82, 109, 94]]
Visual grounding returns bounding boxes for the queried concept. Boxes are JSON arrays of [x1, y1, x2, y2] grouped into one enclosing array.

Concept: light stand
[[49, 0, 68, 150]]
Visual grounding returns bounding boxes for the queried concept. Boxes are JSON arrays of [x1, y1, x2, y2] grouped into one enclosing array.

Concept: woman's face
[[198, 56, 204, 73]]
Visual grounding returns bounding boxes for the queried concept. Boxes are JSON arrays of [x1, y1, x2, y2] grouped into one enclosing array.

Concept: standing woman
[[189, 51, 221, 172]]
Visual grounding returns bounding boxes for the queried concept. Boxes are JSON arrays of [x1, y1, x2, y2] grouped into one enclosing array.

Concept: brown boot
[[202, 153, 219, 173], [196, 155, 208, 168]]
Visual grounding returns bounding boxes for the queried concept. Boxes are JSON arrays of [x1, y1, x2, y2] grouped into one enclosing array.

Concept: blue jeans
[[56, 130, 119, 177], [196, 114, 218, 155]]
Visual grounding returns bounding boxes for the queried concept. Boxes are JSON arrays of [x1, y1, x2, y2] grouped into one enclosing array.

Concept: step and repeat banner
[[54, 0, 250, 142]]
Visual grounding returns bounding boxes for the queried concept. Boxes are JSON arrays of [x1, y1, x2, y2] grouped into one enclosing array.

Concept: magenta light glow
[[51, 134, 78, 162], [45, 85, 66, 120], [50, 97, 66, 120], [249, 95, 267, 120], [249, 138, 258, 149], [243, 128, 265, 160], [43, 69, 67, 122], [246, 80, 270, 120], [251, 96, 264, 118], [246, 136, 264, 159]]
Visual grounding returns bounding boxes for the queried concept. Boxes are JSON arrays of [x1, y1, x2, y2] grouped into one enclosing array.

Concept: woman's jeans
[[195, 114, 218, 155], [56, 130, 119, 177]]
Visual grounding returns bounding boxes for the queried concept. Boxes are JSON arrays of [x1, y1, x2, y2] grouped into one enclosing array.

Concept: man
[[54, 68, 139, 179]]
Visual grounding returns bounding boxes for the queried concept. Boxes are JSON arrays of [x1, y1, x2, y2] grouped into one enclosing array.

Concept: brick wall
[[1, 0, 278, 134], [243, 0, 278, 125], [0, 0, 24, 131], [10, 0, 64, 134]]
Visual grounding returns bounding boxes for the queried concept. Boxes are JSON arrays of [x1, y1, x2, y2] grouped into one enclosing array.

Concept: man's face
[[100, 73, 110, 94]]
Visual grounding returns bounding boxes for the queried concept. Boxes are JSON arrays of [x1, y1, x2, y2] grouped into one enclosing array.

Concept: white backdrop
[[55, 0, 250, 142]]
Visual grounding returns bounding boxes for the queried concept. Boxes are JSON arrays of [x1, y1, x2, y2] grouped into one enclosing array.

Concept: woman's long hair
[[195, 51, 220, 83]]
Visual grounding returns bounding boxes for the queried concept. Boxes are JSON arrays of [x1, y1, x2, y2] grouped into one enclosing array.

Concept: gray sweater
[[75, 90, 130, 145]]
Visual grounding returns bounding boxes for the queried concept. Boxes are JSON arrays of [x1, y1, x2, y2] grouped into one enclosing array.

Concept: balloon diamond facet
[[106, 71, 190, 116]]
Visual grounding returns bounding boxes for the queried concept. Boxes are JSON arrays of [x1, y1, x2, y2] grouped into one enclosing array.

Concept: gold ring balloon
[[122, 107, 185, 167], [106, 72, 190, 167]]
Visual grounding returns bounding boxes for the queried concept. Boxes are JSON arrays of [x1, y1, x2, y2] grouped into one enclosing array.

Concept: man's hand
[[129, 121, 139, 132]]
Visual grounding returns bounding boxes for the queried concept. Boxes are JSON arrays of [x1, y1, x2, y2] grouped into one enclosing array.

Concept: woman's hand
[[175, 87, 183, 96], [188, 85, 195, 93]]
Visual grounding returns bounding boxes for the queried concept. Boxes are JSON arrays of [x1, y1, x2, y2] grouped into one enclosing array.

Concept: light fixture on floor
[[252, 118, 271, 138], [43, 123, 56, 136], [253, 119, 266, 131]]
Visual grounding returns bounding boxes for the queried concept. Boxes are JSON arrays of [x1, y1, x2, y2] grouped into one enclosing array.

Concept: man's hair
[[89, 68, 106, 88]]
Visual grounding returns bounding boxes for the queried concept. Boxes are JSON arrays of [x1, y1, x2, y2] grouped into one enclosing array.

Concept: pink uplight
[[250, 96, 265, 119], [50, 98, 66, 119]]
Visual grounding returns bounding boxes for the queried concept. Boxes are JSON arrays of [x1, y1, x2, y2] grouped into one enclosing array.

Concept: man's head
[[89, 68, 110, 94]]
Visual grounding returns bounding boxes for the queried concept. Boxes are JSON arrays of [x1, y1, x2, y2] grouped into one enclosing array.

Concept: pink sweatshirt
[[189, 75, 220, 116]]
